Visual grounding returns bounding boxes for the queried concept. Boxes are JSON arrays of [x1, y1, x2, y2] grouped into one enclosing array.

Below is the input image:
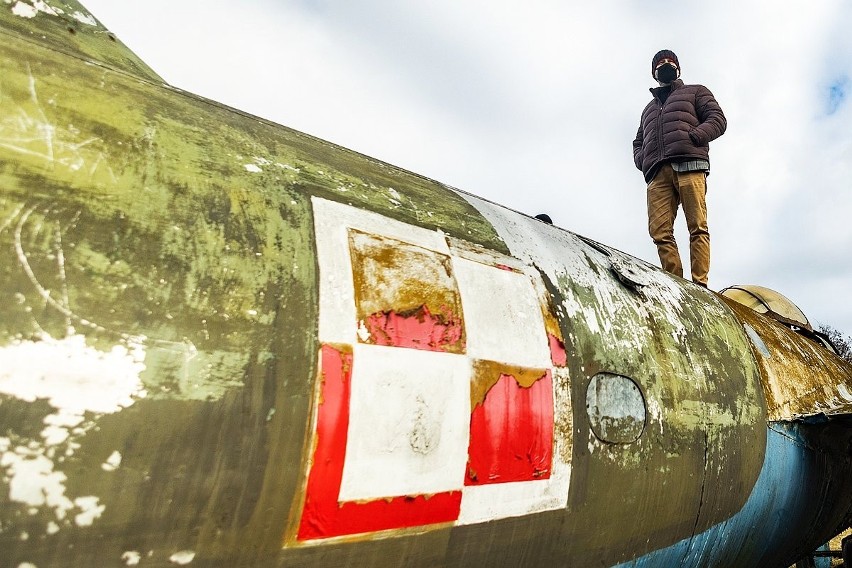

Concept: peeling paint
[[8, 0, 65, 19], [362, 305, 464, 353], [8, 5, 846, 563], [303, 198, 573, 541], [73, 495, 104, 526], [349, 229, 465, 353], [169, 550, 196, 565], [0, 333, 146, 414], [548, 333, 567, 367], [0, 333, 145, 528], [467, 369, 553, 484], [725, 298, 852, 421], [121, 551, 141, 566], [69, 9, 95, 25], [101, 450, 121, 472], [469, 360, 549, 408], [457, 192, 765, 547], [11, 2, 38, 18], [2, 0, 163, 82], [1, 450, 74, 513], [446, 236, 525, 273]]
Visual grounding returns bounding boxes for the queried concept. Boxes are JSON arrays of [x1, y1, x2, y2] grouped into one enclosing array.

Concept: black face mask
[[656, 63, 678, 84]]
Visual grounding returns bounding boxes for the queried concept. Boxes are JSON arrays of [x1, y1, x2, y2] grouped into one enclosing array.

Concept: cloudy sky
[[81, 0, 852, 335]]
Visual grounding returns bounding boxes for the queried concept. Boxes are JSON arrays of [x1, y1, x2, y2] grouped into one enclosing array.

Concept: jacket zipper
[[657, 89, 668, 163]]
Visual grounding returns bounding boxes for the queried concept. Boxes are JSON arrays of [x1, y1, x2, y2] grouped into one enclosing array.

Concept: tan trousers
[[647, 163, 710, 286]]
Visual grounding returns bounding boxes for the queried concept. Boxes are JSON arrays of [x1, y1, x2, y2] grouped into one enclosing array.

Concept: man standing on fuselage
[[633, 49, 726, 288]]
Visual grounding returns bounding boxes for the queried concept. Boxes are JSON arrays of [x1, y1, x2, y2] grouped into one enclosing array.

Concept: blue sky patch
[[827, 76, 849, 115]]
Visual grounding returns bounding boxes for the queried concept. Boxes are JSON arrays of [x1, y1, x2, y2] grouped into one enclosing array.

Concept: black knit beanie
[[651, 49, 679, 75]]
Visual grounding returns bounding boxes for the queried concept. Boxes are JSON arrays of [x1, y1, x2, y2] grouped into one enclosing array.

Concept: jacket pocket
[[688, 128, 707, 147]]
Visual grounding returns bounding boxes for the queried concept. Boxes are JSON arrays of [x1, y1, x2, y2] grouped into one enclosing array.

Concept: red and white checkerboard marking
[[294, 198, 571, 543]]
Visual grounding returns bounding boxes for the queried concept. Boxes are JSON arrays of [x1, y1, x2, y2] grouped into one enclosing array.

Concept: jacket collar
[[650, 78, 684, 97]]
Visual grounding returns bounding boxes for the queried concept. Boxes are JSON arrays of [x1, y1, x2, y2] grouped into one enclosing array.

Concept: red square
[[466, 367, 554, 485]]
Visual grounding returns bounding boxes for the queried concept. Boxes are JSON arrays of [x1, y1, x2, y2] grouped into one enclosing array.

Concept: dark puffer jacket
[[633, 79, 727, 182]]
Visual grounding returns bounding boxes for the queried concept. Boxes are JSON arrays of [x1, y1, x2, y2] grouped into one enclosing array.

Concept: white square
[[452, 258, 551, 368], [338, 344, 471, 501], [458, 460, 571, 524]]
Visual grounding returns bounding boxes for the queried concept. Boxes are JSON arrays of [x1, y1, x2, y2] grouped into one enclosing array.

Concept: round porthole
[[586, 373, 646, 444]]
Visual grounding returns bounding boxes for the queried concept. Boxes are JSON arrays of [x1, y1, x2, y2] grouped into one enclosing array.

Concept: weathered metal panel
[[0, 17, 520, 565], [451, 199, 767, 566], [3, 2, 852, 566], [724, 298, 852, 421], [0, 32, 318, 568], [296, 196, 574, 546], [617, 420, 852, 567]]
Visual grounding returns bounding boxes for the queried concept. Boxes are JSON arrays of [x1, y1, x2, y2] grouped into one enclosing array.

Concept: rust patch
[[723, 298, 852, 421], [470, 359, 549, 408], [348, 230, 465, 352]]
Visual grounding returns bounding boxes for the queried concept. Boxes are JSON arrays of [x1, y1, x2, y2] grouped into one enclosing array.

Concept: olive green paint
[[3, 3, 843, 567], [0, 0, 162, 83], [541, 244, 767, 566], [0, 9, 506, 566], [0, 22, 322, 565]]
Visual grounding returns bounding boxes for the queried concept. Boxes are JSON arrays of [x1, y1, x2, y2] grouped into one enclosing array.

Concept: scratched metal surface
[[446, 200, 767, 566], [724, 298, 852, 421], [2, 3, 852, 567]]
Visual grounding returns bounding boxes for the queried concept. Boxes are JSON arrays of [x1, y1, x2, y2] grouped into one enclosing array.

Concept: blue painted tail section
[[617, 422, 852, 567]]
